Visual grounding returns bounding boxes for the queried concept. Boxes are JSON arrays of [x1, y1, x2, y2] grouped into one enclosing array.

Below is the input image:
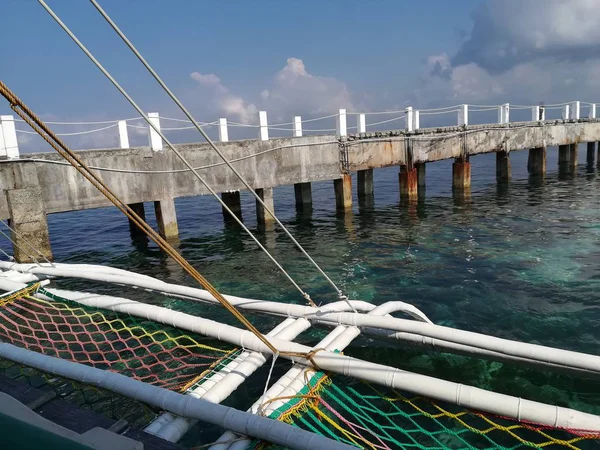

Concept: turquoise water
[[7, 146, 600, 443]]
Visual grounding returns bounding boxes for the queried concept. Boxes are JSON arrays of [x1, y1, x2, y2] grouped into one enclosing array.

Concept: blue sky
[[4, 0, 600, 149]]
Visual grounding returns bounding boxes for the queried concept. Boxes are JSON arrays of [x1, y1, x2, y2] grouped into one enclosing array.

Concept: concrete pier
[[128, 202, 146, 238], [255, 187, 275, 226], [558, 144, 570, 165], [399, 165, 418, 200], [496, 151, 511, 181], [587, 142, 596, 164], [154, 198, 178, 240], [452, 158, 471, 190], [294, 182, 312, 210], [3, 117, 600, 260], [527, 147, 546, 176], [221, 191, 242, 223], [357, 169, 374, 198], [334, 174, 352, 211]]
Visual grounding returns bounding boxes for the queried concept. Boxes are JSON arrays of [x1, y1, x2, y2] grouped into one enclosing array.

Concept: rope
[[0, 224, 42, 266], [36, 1, 322, 312], [0, 79, 292, 361], [0, 219, 54, 266], [4, 140, 339, 174], [16, 122, 117, 136], [88, 0, 354, 311]]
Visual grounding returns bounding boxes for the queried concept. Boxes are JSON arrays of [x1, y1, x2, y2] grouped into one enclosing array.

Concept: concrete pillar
[[255, 187, 275, 226], [587, 142, 596, 165], [147, 112, 162, 151], [218, 118, 229, 142], [259, 111, 268, 141], [589, 104, 597, 119], [416, 163, 426, 189], [498, 104, 509, 124], [154, 198, 178, 240], [562, 105, 570, 120], [571, 101, 580, 120], [118, 120, 129, 149], [452, 158, 471, 189], [527, 147, 546, 176], [127, 202, 146, 238], [294, 182, 312, 210], [496, 151, 511, 181], [6, 187, 52, 263], [357, 169, 374, 198], [0, 115, 19, 159], [558, 144, 570, 165], [221, 191, 242, 223], [337, 109, 347, 137], [334, 174, 352, 211], [399, 165, 418, 200], [569, 143, 578, 169], [413, 110, 420, 130], [293, 116, 302, 137]]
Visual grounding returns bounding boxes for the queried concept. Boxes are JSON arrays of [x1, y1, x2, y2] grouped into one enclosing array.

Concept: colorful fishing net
[[256, 371, 600, 450], [0, 284, 238, 392]]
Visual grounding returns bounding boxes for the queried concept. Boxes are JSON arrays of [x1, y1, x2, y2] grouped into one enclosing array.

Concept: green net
[[254, 371, 600, 450]]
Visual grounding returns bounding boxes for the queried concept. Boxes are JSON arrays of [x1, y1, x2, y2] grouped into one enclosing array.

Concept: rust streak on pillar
[[334, 174, 352, 211], [399, 165, 418, 200], [452, 158, 471, 190], [357, 169, 374, 198], [221, 191, 242, 223], [527, 147, 546, 177], [496, 151, 511, 181]]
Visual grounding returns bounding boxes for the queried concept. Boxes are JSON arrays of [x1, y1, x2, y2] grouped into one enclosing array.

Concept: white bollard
[[413, 110, 420, 130], [337, 109, 347, 137], [562, 104, 570, 120], [458, 104, 468, 126], [259, 111, 269, 141], [571, 101, 580, 120], [357, 114, 366, 133], [118, 120, 129, 149], [218, 118, 229, 142], [293, 116, 302, 137], [147, 112, 162, 151], [589, 104, 597, 119], [498, 103, 510, 124], [0, 115, 19, 159], [405, 107, 414, 132], [0, 120, 5, 158]]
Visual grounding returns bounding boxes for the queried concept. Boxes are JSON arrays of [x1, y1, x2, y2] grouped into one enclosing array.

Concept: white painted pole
[[258, 111, 269, 141], [0, 115, 19, 159], [562, 104, 570, 120], [357, 113, 366, 133], [0, 118, 6, 158], [405, 106, 414, 132], [571, 101, 580, 120], [147, 112, 162, 151], [117, 120, 129, 149], [336, 109, 347, 137], [532, 106, 540, 122], [218, 118, 229, 142], [540, 105, 546, 121], [413, 110, 420, 130], [458, 104, 468, 126], [590, 104, 597, 119], [293, 116, 302, 137]]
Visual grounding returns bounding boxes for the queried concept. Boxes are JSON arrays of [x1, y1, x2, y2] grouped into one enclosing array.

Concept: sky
[[3, 0, 600, 150]]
